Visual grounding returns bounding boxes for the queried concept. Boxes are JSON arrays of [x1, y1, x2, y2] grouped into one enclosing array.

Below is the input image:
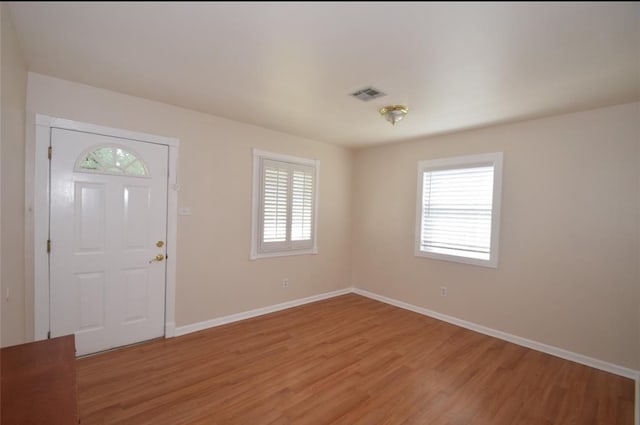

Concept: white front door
[[49, 128, 168, 356]]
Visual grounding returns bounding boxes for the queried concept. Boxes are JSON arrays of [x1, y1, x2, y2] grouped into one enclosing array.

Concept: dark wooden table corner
[[1, 334, 78, 425]]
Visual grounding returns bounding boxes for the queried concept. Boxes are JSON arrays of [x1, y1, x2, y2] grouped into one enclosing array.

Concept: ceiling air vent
[[350, 87, 386, 102]]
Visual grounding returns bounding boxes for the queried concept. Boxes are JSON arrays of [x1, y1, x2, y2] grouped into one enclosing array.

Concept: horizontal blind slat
[[421, 165, 494, 258]]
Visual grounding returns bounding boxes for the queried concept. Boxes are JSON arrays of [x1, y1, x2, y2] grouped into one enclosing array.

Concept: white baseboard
[[352, 288, 640, 381], [174, 288, 352, 337], [170, 285, 639, 387]]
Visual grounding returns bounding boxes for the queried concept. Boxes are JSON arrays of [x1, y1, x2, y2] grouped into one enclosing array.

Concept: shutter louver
[[262, 164, 289, 243], [421, 166, 494, 260], [291, 168, 314, 241]]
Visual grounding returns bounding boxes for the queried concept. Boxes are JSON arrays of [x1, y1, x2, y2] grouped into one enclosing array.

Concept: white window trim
[[250, 149, 319, 260], [414, 152, 503, 268]]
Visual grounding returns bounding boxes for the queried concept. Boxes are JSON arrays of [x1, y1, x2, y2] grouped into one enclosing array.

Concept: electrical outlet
[[440, 286, 447, 297], [282, 278, 289, 288]]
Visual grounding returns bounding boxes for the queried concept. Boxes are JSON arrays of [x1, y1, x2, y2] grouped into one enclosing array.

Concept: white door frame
[[33, 114, 180, 341]]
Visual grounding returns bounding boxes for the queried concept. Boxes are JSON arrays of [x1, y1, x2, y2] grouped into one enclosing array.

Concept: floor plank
[[77, 294, 635, 425]]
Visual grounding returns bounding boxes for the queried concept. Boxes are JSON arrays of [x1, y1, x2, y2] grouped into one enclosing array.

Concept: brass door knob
[[149, 254, 165, 263]]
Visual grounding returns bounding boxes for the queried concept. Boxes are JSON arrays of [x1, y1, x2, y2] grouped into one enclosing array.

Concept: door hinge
[[47, 239, 51, 253], [47, 146, 52, 159]]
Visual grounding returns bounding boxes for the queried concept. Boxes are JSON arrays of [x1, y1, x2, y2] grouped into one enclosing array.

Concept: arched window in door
[[75, 145, 150, 177]]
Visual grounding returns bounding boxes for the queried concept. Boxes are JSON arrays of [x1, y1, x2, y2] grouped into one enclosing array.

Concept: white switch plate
[[179, 207, 191, 216]]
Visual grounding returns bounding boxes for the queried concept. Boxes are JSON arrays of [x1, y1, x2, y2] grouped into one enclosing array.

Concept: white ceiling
[[8, 2, 640, 148]]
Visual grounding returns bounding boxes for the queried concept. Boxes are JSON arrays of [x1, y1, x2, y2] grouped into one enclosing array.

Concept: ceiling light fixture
[[379, 105, 409, 125]]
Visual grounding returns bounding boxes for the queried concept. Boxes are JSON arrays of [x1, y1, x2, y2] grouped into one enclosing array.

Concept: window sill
[[414, 249, 497, 268], [250, 248, 318, 260]]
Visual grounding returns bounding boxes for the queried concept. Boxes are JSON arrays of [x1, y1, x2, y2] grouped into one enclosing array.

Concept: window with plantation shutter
[[251, 149, 319, 259], [415, 153, 503, 268]]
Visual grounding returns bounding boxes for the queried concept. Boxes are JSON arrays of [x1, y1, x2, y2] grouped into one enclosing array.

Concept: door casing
[[32, 115, 180, 341]]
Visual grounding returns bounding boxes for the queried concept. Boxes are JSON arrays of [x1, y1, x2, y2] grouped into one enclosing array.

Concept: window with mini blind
[[415, 152, 503, 268], [251, 149, 319, 259]]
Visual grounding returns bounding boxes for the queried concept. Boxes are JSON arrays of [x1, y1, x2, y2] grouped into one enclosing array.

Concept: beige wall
[[1, 2, 27, 347], [352, 102, 640, 370], [13, 71, 640, 371], [1, 0, 3, 359], [25, 72, 352, 330]]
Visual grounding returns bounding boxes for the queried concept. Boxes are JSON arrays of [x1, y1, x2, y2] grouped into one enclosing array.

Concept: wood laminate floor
[[77, 294, 635, 425]]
